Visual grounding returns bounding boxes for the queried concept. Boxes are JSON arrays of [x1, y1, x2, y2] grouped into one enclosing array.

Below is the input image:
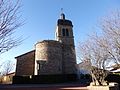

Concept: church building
[[15, 13, 77, 77]]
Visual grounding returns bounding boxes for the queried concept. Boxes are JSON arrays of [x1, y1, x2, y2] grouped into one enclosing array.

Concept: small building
[[110, 64, 120, 74], [77, 61, 91, 75], [0, 72, 15, 84]]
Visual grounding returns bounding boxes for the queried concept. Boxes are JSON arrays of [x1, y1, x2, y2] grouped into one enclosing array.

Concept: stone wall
[[62, 45, 77, 74], [15, 50, 35, 76], [35, 40, 63, 75], [55, 19, 77, 74]]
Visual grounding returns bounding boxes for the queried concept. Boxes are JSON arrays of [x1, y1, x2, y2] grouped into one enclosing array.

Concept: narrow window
[[62, 28, 65, 36], [66, 29, 69, 36]]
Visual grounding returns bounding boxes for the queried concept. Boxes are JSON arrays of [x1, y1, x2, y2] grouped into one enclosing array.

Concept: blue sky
[[1, 0, 120, 66]]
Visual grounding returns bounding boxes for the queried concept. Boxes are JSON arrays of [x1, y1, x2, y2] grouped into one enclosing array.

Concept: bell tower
[[55, 13, 74, 46], [55, 13, 77, 74]]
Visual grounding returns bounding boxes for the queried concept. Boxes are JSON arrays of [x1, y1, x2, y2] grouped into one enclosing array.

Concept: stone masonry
[[34, 40, 63, 75], [15, 13, 77, 76], [15, 50, 35, 75]]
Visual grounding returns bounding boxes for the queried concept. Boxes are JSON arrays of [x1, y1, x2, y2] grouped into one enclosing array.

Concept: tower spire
[[60, 8, 65, 20]]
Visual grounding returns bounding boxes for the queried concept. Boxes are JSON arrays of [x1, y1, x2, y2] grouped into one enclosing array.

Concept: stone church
[[15, 13, 77, 76]]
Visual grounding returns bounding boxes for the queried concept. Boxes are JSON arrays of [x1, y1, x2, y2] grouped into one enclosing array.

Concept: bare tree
[[0, 60, 14, 83], [100, 10, 120, 65], [1, 60, 14, 75], [78, 10, 120, 86], [0, 0, 22, 54], [78, 38, 110, 85]]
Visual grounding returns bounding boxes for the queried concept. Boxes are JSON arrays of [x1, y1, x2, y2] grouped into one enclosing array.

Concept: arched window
[[62, 28, 65, 36], [62, 28, 69, 36], [66, 29, 69, 36]]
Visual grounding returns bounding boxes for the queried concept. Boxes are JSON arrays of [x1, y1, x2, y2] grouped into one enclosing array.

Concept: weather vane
[[61, 8, 63, 13]]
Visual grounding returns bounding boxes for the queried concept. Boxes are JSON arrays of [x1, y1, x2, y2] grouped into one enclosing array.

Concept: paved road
[[0, 87, 88, 90], [0, 83, 88, 90]]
